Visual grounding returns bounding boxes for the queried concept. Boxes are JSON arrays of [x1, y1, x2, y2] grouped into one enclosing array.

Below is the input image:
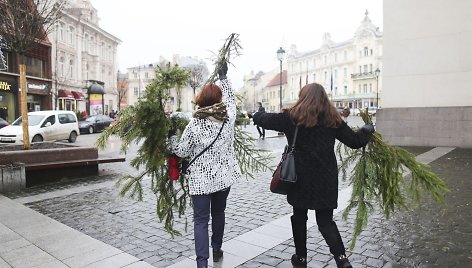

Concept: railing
[[351, 71, 377, 80]]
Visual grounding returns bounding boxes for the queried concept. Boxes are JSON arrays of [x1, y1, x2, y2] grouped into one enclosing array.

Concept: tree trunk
[[19, 64, 30, 150]]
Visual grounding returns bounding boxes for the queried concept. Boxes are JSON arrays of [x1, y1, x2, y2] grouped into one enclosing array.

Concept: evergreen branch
[[339, 110, 449, 249]]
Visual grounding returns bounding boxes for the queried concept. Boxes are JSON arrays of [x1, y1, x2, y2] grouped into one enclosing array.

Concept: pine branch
[[339, 109, 449, 249]]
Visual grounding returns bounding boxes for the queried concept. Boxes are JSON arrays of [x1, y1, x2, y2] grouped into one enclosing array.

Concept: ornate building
[[126, 55, 209, 113], [49, 0, 121, 115], [286, 11, 383, 109]]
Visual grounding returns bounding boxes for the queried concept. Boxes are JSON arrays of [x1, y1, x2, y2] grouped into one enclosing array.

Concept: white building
[[377, 0, 472, 147], [49, 0, 120, 116], [286, 11, 383, 109], [127, 55, 209, 113]]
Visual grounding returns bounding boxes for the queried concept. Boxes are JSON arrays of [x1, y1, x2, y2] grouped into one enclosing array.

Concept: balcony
[[351, 71, 377, 80]]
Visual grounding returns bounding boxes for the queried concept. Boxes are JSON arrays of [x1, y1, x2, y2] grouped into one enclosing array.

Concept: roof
[[266, 70, 287, 87]]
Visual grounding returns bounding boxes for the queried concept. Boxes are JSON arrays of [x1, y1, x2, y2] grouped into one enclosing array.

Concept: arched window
[[364, 47, 369, 56], [69, 60, 74, 79], [59, 57, 65, 77]]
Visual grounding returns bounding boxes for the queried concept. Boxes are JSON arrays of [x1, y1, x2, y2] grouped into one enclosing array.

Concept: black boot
[[291, 215, 307, 259], [291, 254, 307, 267], [335, 254, 352, 268], [212, 248, 223, 262]]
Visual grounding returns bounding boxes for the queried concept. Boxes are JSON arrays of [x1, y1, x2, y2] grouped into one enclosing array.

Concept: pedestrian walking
[[169, 62, 240, 268], [255, 102, 266, 139], [253, 83, 374, 268]]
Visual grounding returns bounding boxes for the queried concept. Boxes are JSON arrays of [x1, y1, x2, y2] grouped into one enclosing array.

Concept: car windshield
[[85, 116, 97, 122], [11, 115, 45, 126]]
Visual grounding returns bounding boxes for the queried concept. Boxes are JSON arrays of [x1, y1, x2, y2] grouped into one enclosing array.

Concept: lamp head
[[277, 47, 286, 61]]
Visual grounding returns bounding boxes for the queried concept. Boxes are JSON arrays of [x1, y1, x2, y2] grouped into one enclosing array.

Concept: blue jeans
[[192, 188, 230, 268]]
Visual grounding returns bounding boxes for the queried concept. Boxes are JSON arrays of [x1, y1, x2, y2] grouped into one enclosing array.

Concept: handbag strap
[[186, 118, 227, 170], [289, 126, 299, 152]]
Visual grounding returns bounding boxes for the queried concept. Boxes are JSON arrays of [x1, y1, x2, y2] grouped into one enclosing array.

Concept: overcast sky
[[91, 0, 383, 88]]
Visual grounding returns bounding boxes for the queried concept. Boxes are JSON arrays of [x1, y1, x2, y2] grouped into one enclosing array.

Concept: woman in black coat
[[253, 83, 374, 268]]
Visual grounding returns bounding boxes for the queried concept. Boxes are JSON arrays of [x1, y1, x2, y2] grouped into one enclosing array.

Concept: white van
[[0, 110, 80, 144]]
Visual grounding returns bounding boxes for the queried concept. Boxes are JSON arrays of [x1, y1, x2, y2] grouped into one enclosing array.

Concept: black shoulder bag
[[270, 126, 298, 194], [180, 119, 226, 175]]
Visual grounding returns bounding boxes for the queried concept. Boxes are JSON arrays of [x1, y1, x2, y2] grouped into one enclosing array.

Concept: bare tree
[[0, 0, 64, 149], [116, 71, 128, 111], [187, 64, 206, 109]]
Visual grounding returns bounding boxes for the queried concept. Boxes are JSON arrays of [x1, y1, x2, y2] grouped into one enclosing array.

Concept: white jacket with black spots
[[170, 79, 241, 195]]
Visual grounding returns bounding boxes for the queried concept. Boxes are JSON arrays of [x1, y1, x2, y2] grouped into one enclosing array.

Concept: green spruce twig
[[339, 109, 449, 249]]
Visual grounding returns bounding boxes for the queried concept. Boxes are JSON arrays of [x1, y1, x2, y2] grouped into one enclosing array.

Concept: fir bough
[[337, 110, 449, 249], [97, 34, 272, 236]]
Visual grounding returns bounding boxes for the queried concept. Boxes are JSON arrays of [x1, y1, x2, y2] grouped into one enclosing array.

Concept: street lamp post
[[276, 47, 285, 111], [375, 68, 380, 107]]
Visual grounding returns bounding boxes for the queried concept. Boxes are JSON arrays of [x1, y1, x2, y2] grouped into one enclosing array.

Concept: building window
[[334, 69, 338, 79], [363, 65, 368, 73], [69, 27, 75, 45], [26, 57, 44, 78], [369, 83, 372, 93], [313, 73, 316, 82], [324, 71, 327, 81], [59, 57, 65, 77], [370, 49, 373, 55], [343, 67, 347, 78], [134, 72, 137, 79], [134, 87, 138, 96], [364, 47, 369, 56], [313, 59, 316, 69], [369, 64, 373, 73], [83, 34, 88, 52], [59, 22, 65, 42], [343, 50, 347, 61], [324, 55, 327, 65], [363, 84, 368, 93], [344, 85, 347, 95], [69, 60, 74, 79], [358, 84, 361, 94], [359, 66, 362, 74]]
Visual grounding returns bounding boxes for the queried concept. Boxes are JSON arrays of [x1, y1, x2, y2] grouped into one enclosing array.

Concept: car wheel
[[32, 135, 43, 143], [68, 131, 77, 143], [88, 126, 94, 134]]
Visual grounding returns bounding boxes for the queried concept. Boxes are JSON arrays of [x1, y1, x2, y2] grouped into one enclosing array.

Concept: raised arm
[[335, 121, 373, 149], [219, 79, 236, 121]]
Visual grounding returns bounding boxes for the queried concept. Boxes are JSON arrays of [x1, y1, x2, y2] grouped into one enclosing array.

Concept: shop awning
[[71, 91, 85, 100], [58, 89, 74, 99]]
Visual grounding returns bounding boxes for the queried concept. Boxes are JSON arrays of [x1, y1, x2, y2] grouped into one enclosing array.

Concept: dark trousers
[[291, 207, 346, 258], [192, 188, 230, 268], [256, 125, 265, 138]]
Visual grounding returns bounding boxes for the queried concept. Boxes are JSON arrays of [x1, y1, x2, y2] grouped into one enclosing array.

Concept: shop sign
[[27, 83, 48, 91], [0, 80, 17, 93]]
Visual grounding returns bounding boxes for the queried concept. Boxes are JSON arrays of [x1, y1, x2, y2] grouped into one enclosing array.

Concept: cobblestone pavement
[[4, 118, 471, 268]]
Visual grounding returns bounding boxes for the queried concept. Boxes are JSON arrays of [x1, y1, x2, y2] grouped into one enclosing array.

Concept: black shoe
[[291, 254, 307, 267], [213, 249, 223, 262], [335, 254, 352, 268]]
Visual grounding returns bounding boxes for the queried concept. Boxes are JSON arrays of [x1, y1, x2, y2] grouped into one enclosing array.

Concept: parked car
[[0, 118, 9, 129], [0, 110, 79, 144], [79, 115, 114, 134], [367, 107, 378, 116]]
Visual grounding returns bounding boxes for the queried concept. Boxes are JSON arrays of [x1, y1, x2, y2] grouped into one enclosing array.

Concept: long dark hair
[[289, 83, 342, 128]]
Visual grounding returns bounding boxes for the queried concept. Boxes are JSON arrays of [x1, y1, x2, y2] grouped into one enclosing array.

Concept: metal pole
[[279, 59, 282, 111]]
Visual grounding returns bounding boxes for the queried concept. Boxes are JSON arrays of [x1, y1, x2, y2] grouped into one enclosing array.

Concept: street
[[1, 115, 471, 267]]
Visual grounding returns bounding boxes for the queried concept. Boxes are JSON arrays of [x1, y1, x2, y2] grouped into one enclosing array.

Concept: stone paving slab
[[0, 195, 148, 268]]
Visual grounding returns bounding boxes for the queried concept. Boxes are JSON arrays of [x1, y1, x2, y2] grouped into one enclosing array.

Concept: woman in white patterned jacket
[[170, 62, 240, 268]]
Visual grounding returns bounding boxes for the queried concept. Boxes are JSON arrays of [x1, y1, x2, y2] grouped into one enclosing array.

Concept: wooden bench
[[24, 157, 126, 171]]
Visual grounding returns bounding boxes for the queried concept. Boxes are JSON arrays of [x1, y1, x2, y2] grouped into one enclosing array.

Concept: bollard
[[0, 163, 26, 193]]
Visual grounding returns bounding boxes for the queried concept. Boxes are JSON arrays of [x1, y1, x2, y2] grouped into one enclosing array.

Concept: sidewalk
[[1, 145, 471, 267]]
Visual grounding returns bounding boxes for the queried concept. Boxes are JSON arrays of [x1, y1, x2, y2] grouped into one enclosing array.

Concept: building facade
[[377, 0, 472, 147], [126, 55, 209, 113], [0, 34, 53, 123], [286, 11, 383, 109], [49, 0, 120, 116]]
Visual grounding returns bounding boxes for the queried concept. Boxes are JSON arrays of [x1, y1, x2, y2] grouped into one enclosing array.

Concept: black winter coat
[[254, 112, 371, 210]]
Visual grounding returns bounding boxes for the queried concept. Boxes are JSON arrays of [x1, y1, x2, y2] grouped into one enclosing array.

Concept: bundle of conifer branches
[[336, 110, 449, 249], [97, 33, 271, 236]]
